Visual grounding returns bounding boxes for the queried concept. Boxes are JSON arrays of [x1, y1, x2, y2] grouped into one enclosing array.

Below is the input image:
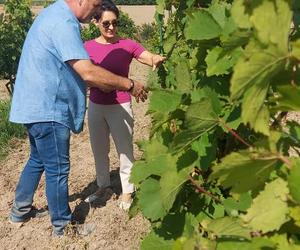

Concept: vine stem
[[291, 146, 300, 156], [188, 176, 222, 203], [278, 155, 292, 169], [219, 119, 252, 147], [270, 112, 288, 129]]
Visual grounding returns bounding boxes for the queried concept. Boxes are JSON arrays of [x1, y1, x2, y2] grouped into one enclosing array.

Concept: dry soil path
[[0, 60, 151, 250]]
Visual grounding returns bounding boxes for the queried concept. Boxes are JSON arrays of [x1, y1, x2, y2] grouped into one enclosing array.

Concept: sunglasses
[[101, 20, 118, 29]]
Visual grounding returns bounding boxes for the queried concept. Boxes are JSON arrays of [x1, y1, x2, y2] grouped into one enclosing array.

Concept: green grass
[[0, 100, 26, 160]]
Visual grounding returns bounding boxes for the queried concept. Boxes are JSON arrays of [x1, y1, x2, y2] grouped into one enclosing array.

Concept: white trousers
[[88, 101, 135, 194]]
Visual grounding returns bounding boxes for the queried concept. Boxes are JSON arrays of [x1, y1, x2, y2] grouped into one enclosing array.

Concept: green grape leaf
[[205, 46, 242, 76], [206, 217, 251, 240], [208, 2, 227, 28], [221, 16, 238, 40], [128, 195, 139, 219], [185, 10, 222, 40], [138, 178, 166, 220], [130, 161, 151, 186], [174, 236, 215, 250], [290, 206, 300, 227], [137, 138, 168, 160], [288, 159, 300, 204], [149, 89, 182, 113], [176, 149, 199, 172], [190, 87, 221, 113], [250, 0, 292, 52], [156, 212, 186, 239], [163, 33, 176, 54], [160, 167, 189, 213], [231, 43, 287, 100], [286, 121, 300, 146], [222, 30, 251, 51], [217, 237, 275, 250], [242, 178, 289, 233], [191, 133, 217, 170], [156, 0, 165, 15], [175, 60, 192, 92], [150, 111, 169, 136], [141, 231, 173, 250], [191, 133, 211, 157], [272, 85, 300, 111], [189, 47, 199, 69], [269, 234, 300, 250], [242, 82, 270, 135], [212, 204, 225, 219], [130, 155, 170, 185], [186, 0, 196, 8], [292, 40, 300, 60], [230, 0, 251, 29], [172, 98, 220, 152], [130, 139, 177, 186], [224, 106, 242, 130], [223, 192, 252, 214], [182, 213, 198, 237], [210, 150, 279, 195]]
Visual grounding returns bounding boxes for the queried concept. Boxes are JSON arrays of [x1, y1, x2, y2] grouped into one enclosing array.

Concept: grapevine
[[130, 0, 300, 249]]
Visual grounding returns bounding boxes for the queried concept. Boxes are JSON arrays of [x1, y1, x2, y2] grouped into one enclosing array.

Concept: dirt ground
[[0, 61, 151, 250]]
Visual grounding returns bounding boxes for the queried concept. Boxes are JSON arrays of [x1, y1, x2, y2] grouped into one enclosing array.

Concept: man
[[9, 0, 147, 236]]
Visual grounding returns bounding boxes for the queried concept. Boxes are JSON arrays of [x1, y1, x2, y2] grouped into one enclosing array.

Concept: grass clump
[[0, 100, 26, 160]]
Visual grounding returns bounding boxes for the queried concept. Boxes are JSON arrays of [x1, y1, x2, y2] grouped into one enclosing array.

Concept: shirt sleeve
[[128, 39, 145, 59], [51, 19, 90, 62]]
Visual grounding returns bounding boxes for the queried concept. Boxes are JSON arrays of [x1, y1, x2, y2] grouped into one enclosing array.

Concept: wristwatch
[[128, 79, 135, 92]]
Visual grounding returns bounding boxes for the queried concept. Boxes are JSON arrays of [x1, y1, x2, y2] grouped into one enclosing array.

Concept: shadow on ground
[[70, 169, 122, 224]]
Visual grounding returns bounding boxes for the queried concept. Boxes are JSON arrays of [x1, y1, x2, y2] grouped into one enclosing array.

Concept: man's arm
[[68, 59, 147, 102]]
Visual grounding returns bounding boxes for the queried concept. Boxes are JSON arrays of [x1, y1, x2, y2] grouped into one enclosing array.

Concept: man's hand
[[129, 80, 148, 103]]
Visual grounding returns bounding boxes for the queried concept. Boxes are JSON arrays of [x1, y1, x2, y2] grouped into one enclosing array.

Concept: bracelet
[[128, 79, 135, 92]]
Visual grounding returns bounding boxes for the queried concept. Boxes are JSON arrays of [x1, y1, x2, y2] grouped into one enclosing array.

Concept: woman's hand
[[138, 51, 166, 70], [151, 54, 166, 71]]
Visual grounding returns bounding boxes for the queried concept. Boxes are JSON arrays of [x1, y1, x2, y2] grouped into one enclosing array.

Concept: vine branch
[[220, 119, 252, 147], [270, 112, 288, 129], [278, 155, 292, 169], [188, 175, 221, 203]]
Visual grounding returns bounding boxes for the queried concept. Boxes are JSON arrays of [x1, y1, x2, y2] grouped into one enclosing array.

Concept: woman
[[84, 0, 165, 210]]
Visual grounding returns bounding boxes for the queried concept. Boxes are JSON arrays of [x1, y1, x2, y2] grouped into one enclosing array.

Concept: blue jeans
[[10, 122, 71, 235]]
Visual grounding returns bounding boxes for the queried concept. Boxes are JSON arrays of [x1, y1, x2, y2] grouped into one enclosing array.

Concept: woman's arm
[[68, 59, 148, 102], [137, 51, 166, 70]]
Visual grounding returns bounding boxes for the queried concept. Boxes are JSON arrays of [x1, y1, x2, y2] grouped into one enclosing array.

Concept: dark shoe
[[84, 187, 113, 203], [29, 206, 49, 218], [9, 206, 49, 226]]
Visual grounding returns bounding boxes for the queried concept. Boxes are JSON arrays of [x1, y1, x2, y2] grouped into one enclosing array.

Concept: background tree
[[0, 0, 33, 95]]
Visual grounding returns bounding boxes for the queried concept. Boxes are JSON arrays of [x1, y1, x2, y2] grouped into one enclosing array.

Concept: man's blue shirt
[[9, 0, 90, 133]]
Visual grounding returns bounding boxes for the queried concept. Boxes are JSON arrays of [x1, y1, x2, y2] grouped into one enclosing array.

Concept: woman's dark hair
[[94, 0, 120, 21]]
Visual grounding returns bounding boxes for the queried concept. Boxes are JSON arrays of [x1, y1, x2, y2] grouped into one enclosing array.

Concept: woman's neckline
[[94, 37, 122, 45]]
